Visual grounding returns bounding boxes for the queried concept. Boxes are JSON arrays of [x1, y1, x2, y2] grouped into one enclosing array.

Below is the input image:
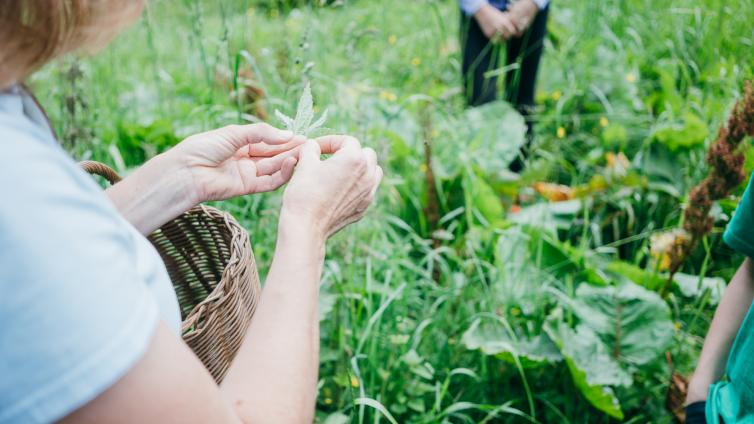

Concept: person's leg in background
[[505, 5, 549, 173], [460, 12, 502, 107]]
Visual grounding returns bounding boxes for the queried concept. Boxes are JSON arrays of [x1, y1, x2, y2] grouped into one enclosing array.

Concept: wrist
[[278, 209, 327, 256], [473, 3, 494, 21], [159, 148, 204, 206], [105, 151, 198, 234], [686, 374, 711, 404]]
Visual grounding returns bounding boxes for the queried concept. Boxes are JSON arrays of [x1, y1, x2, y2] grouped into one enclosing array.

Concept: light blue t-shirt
[[0, 85, 181, 424]]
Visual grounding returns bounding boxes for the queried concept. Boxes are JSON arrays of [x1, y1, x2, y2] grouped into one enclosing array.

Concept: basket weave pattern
[[79, 160, 260, 383]]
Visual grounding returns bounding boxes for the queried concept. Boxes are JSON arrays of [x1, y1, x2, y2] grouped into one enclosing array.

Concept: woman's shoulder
[[0, 90, 164, 424], [0, 88, 115, 212]]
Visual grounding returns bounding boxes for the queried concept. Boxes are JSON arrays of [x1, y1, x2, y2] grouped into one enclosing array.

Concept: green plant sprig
[[275, 82, 328, 136]]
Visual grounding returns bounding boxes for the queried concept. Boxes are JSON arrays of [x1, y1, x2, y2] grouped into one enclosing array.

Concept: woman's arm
[[61, 136, 382, 424], [106, 124, 304, 235], [218, 212, 325, 422], [687, 258, 754, 403], [104, 152, 197, 235], [219, 137, 381, 422]]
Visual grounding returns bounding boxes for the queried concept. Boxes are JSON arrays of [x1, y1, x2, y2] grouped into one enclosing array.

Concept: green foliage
[[545, 317, 629, 419], [650, 112, 710, 151], [543, 282, 673, 419], [566, 283, 674, 367], [112, 119, 180, 167], [462, 318, 562, 369], [34, 0, 754, 422]]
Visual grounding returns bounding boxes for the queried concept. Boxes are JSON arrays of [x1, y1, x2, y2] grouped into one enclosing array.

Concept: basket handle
[[79, 160, 122, 184]]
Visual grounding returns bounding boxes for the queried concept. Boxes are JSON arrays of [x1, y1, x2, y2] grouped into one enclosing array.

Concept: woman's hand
[[170, 123, 307, 204], [507, 0, 539, 35], [474, 4, 518, 41], [107, 123, 305, 235], [280, 135, 383, 241]]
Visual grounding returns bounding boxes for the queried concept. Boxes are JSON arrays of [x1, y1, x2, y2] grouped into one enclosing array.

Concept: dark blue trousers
[[460, 2, 549, 170]]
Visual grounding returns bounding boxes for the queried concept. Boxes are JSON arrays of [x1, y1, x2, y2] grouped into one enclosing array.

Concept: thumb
[[298, 139, 321, 168]]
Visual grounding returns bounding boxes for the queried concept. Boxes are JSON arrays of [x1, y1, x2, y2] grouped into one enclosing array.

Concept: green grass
[[31, 0, 754, 422]]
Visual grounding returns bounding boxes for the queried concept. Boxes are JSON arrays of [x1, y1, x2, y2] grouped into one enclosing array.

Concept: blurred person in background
[[459, 0, 550, 172]]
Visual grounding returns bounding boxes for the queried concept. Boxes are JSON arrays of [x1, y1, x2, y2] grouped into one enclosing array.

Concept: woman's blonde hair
[[0, 1, 144, 88]]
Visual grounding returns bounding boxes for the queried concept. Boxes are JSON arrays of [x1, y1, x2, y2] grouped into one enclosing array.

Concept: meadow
[[32, 0, 754, 422]]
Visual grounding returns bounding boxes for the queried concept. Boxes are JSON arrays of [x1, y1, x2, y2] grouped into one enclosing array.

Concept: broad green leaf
[[470, 175, 505, 228], [602, 123, 628, 147], [544, 317, 629, 420], [462, 319, 562, 368], [674, 272, 726, 306], [464, 101, 526, 170], [651, 112, 709, 151], [435, 101, 526, 178], [604, 260, 666, 292], [323, 412, 349, 424], [494, 228, 562, 314], [567, 282, 674, 366], [509, 200, 580, 234]]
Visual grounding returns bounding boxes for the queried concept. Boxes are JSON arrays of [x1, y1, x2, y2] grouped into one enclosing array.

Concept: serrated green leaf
[[308, 108, 328, 134], [274, 109, 295, 131], [293, 82, 314, 134]]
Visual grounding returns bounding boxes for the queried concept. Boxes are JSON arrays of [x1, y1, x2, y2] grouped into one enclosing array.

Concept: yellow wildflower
[[625, 72, 637, 83], [350, 375, 360, 388], [388, 35, 397, 45], [419, 163, 428, 173], [379, 90, 397, 102], [600, 116, 609, 127], [551, 90, 562, 101], [411, 57, 422, 66], [556, 127, 566, 138], [324, 398, 333, 405]]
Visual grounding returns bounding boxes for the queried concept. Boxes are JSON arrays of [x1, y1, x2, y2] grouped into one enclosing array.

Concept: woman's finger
[[297, 139, 322, 169], [251, 157, 298, 193], [363, 147, 378, 177], [248, 135, 307, 158], [316, 135, 361, 155], [211, 123, 296, 153], [499, 18, 517, 39], [253, 146, 302, 176]]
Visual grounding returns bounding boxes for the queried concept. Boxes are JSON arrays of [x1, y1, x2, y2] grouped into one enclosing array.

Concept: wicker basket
[[79, 160, 261, 383]]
